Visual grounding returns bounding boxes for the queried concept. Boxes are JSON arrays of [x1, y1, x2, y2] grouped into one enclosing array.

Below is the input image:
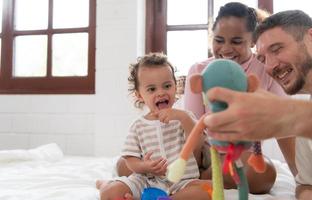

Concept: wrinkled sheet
[[0, 144, 295, 200]]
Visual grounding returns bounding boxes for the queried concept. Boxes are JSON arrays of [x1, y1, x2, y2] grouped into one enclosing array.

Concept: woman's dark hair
[[212, 2, 269, 33]]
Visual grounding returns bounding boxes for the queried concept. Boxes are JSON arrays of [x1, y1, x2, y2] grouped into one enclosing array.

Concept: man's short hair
[[253, 10, 312, 42]]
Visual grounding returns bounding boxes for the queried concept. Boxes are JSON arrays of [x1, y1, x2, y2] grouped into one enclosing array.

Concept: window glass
[[15, 0, 48, 30], [0, 0, 95, 93], [165, 0, 259, 76], [167, 0, 208, 25], [274, 0, 312, 15], [53, 0, 89, 28], [52, 33, 88, 76], [167, 30, 208, 76], [14, 35, 47, 77]]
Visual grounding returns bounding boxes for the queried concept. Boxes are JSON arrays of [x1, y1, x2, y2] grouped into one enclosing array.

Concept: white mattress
[[0, 144, 296, 200]]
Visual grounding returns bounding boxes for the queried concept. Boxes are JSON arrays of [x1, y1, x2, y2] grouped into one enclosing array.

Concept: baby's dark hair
[[128, 52, 176, 108], [212, 2, 270, 33]]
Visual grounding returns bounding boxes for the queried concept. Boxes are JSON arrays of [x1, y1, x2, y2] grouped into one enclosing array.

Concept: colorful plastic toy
[[167, 59, 266, 200], [141, 187, 171, 200], [157, 197, 172, 200]]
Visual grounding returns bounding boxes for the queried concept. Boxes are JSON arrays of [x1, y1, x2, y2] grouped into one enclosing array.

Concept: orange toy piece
[[180, 115, 207, 160], [248, 153, 267, 173]]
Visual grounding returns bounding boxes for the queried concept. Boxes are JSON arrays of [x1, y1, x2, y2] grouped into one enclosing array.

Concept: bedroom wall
[[0, 0, 308, 161], [0, 0, 145, 157]]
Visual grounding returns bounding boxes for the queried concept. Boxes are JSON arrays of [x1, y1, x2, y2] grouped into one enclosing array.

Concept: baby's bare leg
[[96, 157, 133, 192], [96, 180, 108, 189], [296, 184, 312, 200], [170, 180, 212, 200], [98, 181, 133, 200]]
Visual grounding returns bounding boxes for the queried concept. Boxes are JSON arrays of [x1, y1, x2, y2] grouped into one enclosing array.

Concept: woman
[[184, 2, 296, 194]]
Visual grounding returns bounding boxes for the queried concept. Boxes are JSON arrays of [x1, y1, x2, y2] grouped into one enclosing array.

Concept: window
[[0, 0, 96, 94], [273, 0, 312, 15], [146, 0, 272, 76]]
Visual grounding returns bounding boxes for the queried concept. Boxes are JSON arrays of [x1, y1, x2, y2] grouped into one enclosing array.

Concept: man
[[203, 10, 312, 199]]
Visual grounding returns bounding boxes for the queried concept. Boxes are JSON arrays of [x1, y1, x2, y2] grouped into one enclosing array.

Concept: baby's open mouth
[[156, 99, 169, 109]]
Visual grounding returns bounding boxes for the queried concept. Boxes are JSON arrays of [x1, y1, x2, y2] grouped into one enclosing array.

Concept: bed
[[0, 143, 296, 200]]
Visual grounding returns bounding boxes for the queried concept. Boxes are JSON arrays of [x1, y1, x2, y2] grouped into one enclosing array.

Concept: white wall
[[0, 0, 145, 157], [1, 0, 305, 160]]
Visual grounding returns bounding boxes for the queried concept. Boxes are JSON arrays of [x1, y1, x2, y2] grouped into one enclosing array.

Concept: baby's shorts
[[115, 173, 196, 200]]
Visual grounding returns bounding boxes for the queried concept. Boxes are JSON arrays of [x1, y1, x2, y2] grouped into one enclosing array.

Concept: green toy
[[167, 59, 266, 200]]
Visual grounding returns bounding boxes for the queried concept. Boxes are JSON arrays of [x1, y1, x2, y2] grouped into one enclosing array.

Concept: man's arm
[[204, 87, 312, 141]]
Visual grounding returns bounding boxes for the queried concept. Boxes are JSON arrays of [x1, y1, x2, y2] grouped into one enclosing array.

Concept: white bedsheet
[[0, 144, 296, 200]]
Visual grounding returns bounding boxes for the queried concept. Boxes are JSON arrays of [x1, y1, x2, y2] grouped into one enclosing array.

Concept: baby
[[97, 53, 211, 200]]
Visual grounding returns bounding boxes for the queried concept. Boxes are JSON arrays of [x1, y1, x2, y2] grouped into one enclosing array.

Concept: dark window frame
[[146, 0, 273, 54], [0, 0, 96, 94]]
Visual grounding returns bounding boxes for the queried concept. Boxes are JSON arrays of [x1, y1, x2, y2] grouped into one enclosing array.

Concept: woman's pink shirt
[[184, 55, 288, 119]]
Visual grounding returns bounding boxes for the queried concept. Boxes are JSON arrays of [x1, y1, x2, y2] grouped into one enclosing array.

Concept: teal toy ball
[[202, 59, 247, 113]]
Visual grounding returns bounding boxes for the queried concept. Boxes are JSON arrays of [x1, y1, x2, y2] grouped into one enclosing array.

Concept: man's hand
[[202, 74, 301, 141]]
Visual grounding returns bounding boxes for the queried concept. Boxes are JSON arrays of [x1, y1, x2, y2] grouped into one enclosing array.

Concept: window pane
[[52, 33, 88, 77], [53, 0, 89, 28], [15, 0, 48, 30], [14, 35, 47, 77], [167, 0, 207, 25], [0, 0, 3, 33], [274, 0, 312, 16], [167, 30, 208, 76], [214, 0, 257, 20]]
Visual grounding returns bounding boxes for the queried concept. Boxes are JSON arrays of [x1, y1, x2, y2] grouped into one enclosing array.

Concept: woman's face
[[212, 16, 253, 64]]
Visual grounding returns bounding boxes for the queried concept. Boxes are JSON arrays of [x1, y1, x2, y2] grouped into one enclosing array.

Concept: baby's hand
[[143, 152, 168, 176], [154, 108, 183, 124]]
